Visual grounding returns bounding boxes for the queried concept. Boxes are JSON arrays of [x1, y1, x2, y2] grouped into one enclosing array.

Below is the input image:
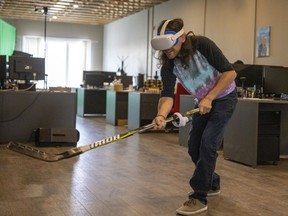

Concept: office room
[[0, 0, 288, 215]]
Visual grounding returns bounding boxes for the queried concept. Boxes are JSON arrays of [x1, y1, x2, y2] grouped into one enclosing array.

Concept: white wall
[[103, 10, 149, 76], [153, 0, 205, 36], [103, 0, 208, 79], [152, 0, 206, 76], [205, 0, 256, 64], [103, 0, 288, 81], [255, 0, 288, 66]]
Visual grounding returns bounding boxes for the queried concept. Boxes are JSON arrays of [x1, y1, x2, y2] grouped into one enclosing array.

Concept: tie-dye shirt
[[160, 36, 236, 101]]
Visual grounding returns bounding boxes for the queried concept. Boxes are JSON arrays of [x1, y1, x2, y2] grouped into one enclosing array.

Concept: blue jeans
[[188, 89, 238, 204]]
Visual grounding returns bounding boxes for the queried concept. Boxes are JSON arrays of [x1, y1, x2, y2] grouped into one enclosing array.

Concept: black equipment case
[[35, 128, 80, 147]]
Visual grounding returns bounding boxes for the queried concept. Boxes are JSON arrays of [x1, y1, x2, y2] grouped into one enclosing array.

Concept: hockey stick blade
[[7, 108, 199, 162], [6, 123, 155, 162]]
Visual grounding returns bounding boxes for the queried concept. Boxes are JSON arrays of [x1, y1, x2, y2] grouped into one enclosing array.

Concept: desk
[[0, 91, 77, 143], [223, 98, 288, 167], [128, 92, 160, 130], [106, 90, 129, 126], [77, 88, 106, 116]]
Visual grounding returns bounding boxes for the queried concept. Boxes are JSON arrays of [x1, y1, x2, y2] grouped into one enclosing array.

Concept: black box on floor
[[35, 128, 80, 147]]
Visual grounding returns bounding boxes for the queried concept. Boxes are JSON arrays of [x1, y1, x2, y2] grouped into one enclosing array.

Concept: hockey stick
[[7, 108, 199, 162]]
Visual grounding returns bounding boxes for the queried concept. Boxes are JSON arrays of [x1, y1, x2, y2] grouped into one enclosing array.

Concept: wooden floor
[[1, 116, 288, 216]]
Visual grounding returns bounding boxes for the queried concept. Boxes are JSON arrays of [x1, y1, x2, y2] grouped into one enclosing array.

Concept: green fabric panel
[[0, 19, 16, 60]]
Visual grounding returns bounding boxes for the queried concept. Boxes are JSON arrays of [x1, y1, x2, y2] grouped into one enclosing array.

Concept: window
[[23, 36, 91, 88]]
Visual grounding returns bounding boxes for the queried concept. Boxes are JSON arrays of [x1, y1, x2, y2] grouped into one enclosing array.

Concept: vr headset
[[151, 19, 184, 51]]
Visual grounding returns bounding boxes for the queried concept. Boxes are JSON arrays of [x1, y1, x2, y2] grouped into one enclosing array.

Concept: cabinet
[[77, 88, 106, 116], [257, 111, 280, 164], [223, 98, 288, 167], [128, 92, 160, 130], [106, 90, 129, 125], [0, 91, 77, 143]]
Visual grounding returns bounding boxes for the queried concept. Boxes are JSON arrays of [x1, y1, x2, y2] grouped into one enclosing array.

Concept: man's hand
[[198, 97, 212, 114], [153, 115, 167, 129]]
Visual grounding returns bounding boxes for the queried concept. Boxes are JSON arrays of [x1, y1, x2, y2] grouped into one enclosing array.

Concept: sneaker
[[188, 189, 220, 198], [207, 189, 221, 197], [176, 198, 208, 215]]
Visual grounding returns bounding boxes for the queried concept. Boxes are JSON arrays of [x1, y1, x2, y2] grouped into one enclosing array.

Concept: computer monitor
[[135, 73, 144, 90], [0, 55, 7, 88], [233, 64, 263, 88], [12, 50, 33, 57], [9, 56, 45, 83], [102, 71, 116, 83], [263, 66, 288, 96], [116, 75, 133, 89], [82, 70, 101, 81], [85, 73, 105, 88], [0, 55, 6, 80], [83, 70, 116, 84]]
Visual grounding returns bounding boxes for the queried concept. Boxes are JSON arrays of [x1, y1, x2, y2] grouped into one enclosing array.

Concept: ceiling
[[0, 0, 168, 25]]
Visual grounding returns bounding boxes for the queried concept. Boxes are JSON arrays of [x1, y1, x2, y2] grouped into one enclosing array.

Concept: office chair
[[166, 82, 190, 132], [171, 82, 190, 113]]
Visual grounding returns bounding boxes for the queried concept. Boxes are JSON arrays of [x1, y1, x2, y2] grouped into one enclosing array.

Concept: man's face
[[163, 34, 185, 59]]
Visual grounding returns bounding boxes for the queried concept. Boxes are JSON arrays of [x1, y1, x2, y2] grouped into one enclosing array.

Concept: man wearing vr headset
[[151, 18, 238, 215]]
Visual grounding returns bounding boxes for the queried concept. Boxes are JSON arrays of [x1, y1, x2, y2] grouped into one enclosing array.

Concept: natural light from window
[[23, 36, 91, 89]]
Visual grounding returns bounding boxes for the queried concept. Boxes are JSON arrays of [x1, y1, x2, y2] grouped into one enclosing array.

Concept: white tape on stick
[[172, 112, 189, 127]]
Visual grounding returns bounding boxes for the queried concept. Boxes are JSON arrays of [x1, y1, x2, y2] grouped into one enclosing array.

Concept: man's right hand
[[153, 115, 167, 129]]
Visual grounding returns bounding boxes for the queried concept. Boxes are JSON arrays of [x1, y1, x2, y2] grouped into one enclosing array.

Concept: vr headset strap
[[172, 29, 184, 40], [160, 19, 172, 35]]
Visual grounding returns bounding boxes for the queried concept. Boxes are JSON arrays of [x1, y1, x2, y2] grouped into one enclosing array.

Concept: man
[[151, 18, 238, 215]]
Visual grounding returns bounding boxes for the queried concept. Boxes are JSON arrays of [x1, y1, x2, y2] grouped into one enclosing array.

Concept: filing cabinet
[[257, 111, 281, 164]]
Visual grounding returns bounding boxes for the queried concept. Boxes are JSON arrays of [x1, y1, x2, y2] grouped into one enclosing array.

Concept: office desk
[[0, 91, 77, 143], [106, 90, 129, 126], [77, 88, 106, 116], [128, 92, 160, 130], [223, 98, 288, 167]]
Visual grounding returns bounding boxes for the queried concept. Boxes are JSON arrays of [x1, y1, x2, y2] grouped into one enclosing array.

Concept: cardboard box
[[117, 119, 128, 126], [114, 84, 123, 91]]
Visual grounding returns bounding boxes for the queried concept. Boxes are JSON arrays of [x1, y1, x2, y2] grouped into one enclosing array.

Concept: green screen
[[0, 19, 16, 61]]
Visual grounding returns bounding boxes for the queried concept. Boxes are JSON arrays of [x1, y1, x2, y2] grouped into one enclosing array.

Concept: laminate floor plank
[[0, 116, 288, 216]]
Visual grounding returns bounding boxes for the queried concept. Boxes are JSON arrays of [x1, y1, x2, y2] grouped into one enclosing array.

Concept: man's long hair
[[155, 18, 195, 69]]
